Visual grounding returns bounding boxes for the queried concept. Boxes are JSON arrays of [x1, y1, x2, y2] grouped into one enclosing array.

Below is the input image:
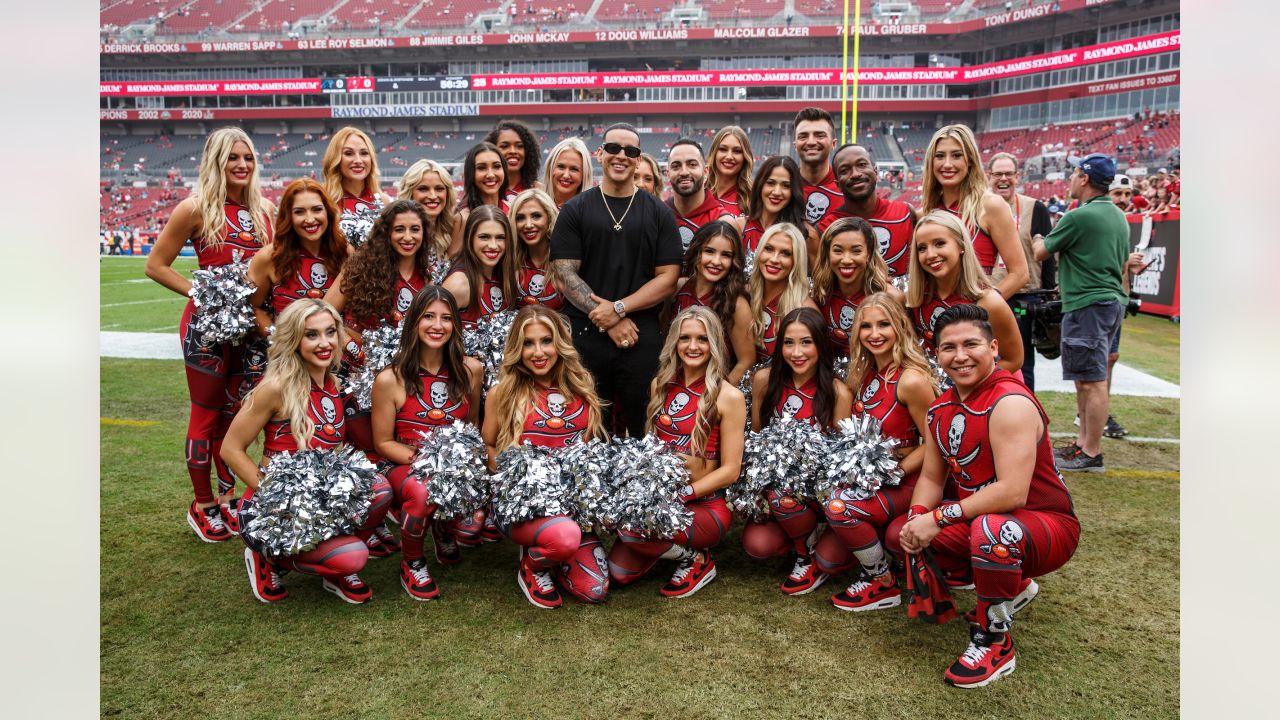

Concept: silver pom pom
[[728, 416, 827, 519], [489, 443, 573, 528], [242, 446, 378, 557], [815, 415, 903, 504], [427, 246, 451, 286], [557, 438, 618, 531], [410, 422, 490, 521], [463, 309, 516, 398], [601, 435, 693, 538], [345, 322, 402, 411], [833, 354, 850, 381], [925, 351, 953, 393], [737, 359, 771, 432], [338, 202, 382, 249], [890, 274, 910, 294], [188, 257, 256, 346]]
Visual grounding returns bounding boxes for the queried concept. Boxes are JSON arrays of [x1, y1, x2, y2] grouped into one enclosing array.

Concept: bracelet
[[933, 501, 966, 528], [908, 504, 930, 520]]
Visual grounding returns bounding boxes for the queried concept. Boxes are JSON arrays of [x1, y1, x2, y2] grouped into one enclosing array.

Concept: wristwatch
[[613, 300, 627, 318]]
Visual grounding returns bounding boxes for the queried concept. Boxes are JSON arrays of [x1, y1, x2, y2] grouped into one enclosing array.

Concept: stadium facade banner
[[101, 31, 1177, 98], [99, 0, 1118, 55], [330, 104, 481, 118], [1128, 214, 1180, 318], [99, 107, 332, 121]]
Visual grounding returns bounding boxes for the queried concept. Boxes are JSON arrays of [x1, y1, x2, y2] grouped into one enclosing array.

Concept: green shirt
[[1042, 195, 1130, 313]]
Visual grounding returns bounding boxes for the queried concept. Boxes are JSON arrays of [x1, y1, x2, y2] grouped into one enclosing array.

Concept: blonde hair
[[638, 152, 664, 196], [748, 223, 811, 344], [508, 188, 559, 270], [542, 138, 593, 201], [488, 305, 606, 452], [705, 125, 754, 215], [921, 124, 988, 241], [645, 307, 727, 457], [905, 210, 990, 308], [322, 127, 383, 207], [846, 292, 938, 397], [811, 216, 890, 307], [245, 299, 346, 451], [193, 127, 267, 247], [397, 159, 457, 259]]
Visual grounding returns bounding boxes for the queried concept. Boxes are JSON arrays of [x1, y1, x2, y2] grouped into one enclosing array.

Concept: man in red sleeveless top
[[793, 107, 842, 228], [886, 304, 1080, 689], [665, 138, 736, 254], [821, 143, 918, 277]]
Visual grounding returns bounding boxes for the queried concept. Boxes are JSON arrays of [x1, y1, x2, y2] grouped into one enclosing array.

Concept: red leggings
[[384, 464, 488, 561], [885, 508, 1080, 633], [609, 496, 731, 585], [507, 516, 609, 603], [816, 482, 915, 578], [741, 491, 822, 560]]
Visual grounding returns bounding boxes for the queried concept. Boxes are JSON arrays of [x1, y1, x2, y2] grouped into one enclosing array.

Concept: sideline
[[1049, 431, 1179, 445]]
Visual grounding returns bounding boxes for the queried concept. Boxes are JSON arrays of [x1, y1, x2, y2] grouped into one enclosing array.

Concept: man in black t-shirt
[[550, 122, 683, 437]]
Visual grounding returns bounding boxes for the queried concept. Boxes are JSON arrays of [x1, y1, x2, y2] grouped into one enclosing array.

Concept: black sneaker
[[1056, 450, 1104, 473], [1103, 415, 1129, 438], [1052, 441, 1081, 461]]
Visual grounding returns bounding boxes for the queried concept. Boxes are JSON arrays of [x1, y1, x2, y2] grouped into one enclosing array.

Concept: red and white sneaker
[[219, 497, 242, 535], [187, 501, 231, 543], [660, 550, 717, 598], [365, 532, 394, 559], [517, 552, 562, 609], [432, 521, 462, 565], [944, 627, 1017, 688], [831, 575, 902, 612], [374, 523, 401, 553], [480, 515, 503, 544], [244, 547, 287, 603], [780, 553, 829, 595], [322, 573, 373, 604], [400, 558, 441, 601]]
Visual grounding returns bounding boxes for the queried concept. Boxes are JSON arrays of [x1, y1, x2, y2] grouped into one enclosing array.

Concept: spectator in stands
[[921, 124, 1028, 301], [666, 138, 739, 254], [792, 107, 842, 229], [706, 125, 754, 217], [486, 119, 543, 205], [542, 137, 591, 209], [397, 159, 461, 282], [458, 142, 509, 222], [742, 156, 819, 269], [322, 127, 391, 226], [634, 152, 664, 199], [1032, 154, 1129, 473], [823, 143, 917, 278], [548, 122, 683, 438], [1107, 174, 1135, 214], [986, 152, 1054, 391]]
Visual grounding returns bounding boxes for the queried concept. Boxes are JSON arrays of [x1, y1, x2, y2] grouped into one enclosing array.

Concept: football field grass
[[101, 258, 1180, 718]]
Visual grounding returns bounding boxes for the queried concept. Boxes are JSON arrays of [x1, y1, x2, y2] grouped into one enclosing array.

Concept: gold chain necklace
[[601, 187, 638, 232]]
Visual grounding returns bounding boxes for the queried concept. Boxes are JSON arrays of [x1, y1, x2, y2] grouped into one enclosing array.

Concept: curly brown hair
[[339, 199, 434, 328]]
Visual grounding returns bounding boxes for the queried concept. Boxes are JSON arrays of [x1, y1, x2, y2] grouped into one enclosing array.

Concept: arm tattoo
[[549, 259, 597, 314]]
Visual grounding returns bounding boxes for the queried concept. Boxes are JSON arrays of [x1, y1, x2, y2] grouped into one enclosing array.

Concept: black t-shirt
[[550, 186, 683, 324]]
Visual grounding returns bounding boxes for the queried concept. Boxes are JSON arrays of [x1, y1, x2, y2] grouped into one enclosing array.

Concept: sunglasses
[[601, 142, 642, 158]]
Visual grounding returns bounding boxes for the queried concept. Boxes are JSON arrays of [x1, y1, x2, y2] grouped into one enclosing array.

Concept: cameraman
[[1032, 154, 1130, 473]]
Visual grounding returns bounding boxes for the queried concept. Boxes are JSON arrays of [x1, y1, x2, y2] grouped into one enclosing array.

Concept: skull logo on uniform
[[667, 391, 691, 416], [429, 380, 449, 408], [998, 520, 1024, 546], [547, 393, 567, 417], [237, 209, 254, 233], [947, 414, 966, 456], [528, 273, 545, 297], [320, 396, 337, 424], [781, 394, 803, 418], [396, 286, 413, 313], [805, 192, 830, 224], [309, 263, 328, 290], [862, 378, 880, 404], [679, 226, 695, 252], [928, 305, 946, 340], [873, 226, 891, 257], [838, 304, 855, 332], [488, 285, 505, 311]]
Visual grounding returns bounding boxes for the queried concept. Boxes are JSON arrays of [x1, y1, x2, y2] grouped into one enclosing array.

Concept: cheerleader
[[921, 124, 1028, 299], [906, 210, 1024, 372], [509, 188, 565, 310], [743, 307, 852, 595], [396, 158, 462, 281], [371, 286, 484, 600], [145, 127, 275, 542], [322, 127, 390, 246], [810, 217, 904, 356], [815, 293, 939, 611], [706, 125, 754, 217], [480, 305, 610, 609], [458, 142, 509, 224], [608, 307, 746, 597], [742, 156, 820, 268], [671, 221, 755, 385], [486, 119, 543, 204], [746, 223, 819, 365], [635, 152, 663, 198], [542, 137, 591, 209], [442, 205, 519, 330], [221, 299, 393, 604]]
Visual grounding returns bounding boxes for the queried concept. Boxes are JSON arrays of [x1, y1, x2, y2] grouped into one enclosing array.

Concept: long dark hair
[[485, 119, 541, 191], [680, 220, 747, 335], [453, 205, 519, 314], [462, 141, 507, 210], [759, 307, 836, 430], [747, 156, 811, 231], [341, 199, 433, 326], [391, 285, 470, 403], [272, 177, 350, 284]]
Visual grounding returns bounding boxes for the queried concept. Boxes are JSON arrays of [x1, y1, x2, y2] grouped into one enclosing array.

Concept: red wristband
[[933, 501, 965, 528], [908, 504, 930, 520]]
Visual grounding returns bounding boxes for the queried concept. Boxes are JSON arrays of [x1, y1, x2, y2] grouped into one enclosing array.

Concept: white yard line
[[102, 298, 175, 307], [1049, 431, 1179, 445]]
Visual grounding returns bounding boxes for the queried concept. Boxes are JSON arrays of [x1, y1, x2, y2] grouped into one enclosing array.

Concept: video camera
[[1010, 290, 1142, 360]]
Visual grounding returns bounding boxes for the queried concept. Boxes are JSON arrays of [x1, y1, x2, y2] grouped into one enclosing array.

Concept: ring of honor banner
[[1127, 212, 1180, 318]]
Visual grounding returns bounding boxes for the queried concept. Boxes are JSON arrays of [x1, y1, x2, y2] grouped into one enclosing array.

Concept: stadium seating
[[594, 0, 672, 22], [327, 0, 417, 31], [101, 0, 190, 29], [702, 0, 786, 20], [401, 0, 505, 29], [156, 0, 253, 34], [236, 0, 343, 34]]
